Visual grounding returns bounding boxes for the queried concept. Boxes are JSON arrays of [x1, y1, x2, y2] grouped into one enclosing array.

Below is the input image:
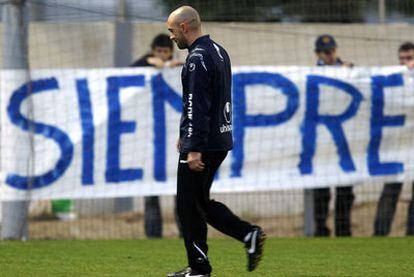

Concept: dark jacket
[[317, 57, 354, 67], [179, 35, 233, 153], [130, 54, 153, 67]]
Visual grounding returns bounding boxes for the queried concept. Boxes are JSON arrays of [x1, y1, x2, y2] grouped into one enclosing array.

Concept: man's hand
[[167, 59, 184, 67], [342, 61, 354, 68], [407, 60, 414, 69], [187, 152, 205, 172], [147, 57, 184, 69], [147, 57, 165, 68]]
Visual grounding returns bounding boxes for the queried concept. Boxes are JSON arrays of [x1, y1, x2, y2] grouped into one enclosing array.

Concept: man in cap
[[315, 34, 353, 67], [311, 34, 355, 237]]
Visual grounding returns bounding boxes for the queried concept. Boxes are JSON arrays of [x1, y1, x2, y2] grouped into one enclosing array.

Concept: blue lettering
[[232, 72, 299, 177], [6, 78, 74, 190], [76, 79, 95, 185], [105, 75, 144, 182], [368, 73, 405, 175], [299, 75, 363, 174], [151, 73, 181, 181]]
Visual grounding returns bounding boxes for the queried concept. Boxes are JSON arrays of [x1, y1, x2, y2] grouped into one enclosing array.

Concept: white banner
[[1, 66, 414, 200]]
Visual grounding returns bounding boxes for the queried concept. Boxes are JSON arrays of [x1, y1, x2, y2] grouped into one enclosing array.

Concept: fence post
[[113, 0, 134, 213], [1, 0, 29, 240], [378, 0, 386, 24], [304, 189, 315, 237]]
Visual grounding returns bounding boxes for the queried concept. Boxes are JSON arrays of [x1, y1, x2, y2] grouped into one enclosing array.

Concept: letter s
[[6, 78, 74, 190]]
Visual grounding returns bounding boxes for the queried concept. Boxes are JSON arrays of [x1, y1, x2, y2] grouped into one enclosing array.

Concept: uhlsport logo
[[220, 102, 232, 133], [224, 102, 231, 123]]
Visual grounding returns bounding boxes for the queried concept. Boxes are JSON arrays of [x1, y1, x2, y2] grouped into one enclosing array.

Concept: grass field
[[1, 237, 414, 276]]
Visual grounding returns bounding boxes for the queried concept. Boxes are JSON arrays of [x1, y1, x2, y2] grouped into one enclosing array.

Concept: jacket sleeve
[[182, 51, 213, 152]]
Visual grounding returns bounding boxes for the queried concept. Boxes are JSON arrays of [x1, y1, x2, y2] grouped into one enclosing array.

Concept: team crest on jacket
[[189, 63, 196, 72]]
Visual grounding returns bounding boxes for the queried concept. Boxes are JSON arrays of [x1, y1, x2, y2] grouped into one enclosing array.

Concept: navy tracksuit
[[179, 36, 233, 153], [177, 35, 253, 274]]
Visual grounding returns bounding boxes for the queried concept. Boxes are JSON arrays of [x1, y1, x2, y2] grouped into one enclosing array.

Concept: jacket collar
[[317, 57, 343, 66], [188, 35, 210, 51]]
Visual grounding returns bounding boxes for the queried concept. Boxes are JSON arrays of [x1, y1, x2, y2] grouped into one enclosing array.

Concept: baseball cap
[[315, 34, 337, 52]]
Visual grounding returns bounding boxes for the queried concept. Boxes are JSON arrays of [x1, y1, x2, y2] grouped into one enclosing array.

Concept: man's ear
[[180, 22, 186, 33]]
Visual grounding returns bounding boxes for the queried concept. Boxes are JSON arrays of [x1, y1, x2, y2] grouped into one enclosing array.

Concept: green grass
[[1, 238, 414, 276]]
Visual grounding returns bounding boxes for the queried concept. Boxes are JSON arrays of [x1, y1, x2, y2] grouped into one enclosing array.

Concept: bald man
[[166, 6, 265, 277]]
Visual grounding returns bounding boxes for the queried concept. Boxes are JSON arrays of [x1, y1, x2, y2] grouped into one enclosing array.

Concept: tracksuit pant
[[374, 182, 414, 236], [144, 196, 162, 238], [314, 186, 354, 236], [176, 151, 253, 274], [144, 196, 183, 238]]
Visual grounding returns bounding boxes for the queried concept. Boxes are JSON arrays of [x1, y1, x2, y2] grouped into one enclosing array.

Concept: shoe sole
[[248, 231, 266, 272]]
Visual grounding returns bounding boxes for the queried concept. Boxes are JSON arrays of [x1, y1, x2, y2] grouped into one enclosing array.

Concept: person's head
[[151, 34, 174, 62], [398, 42, 414, 66], [167, 5, 202, 49], [315, 34, 338, 65]]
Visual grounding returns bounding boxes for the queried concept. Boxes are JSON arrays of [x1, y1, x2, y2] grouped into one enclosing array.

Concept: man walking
[[166, 6, 265, 277]]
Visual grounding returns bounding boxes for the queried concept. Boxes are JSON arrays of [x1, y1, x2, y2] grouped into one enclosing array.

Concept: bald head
[[168, 6, 201, 31], [167, 6, 203, 49]]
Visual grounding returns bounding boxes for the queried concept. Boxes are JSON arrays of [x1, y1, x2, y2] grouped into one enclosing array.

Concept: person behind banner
[[131, 33, 183, 239], [373, 42, 414, 236], [166, 6, 265, 277], [131, 33, 183, 69], [312, 34, 355, 237], [315, 34, 353, 67]]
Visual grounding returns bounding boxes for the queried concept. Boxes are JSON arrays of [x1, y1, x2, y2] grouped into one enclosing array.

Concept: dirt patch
[[29, 201, 411, 239]]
